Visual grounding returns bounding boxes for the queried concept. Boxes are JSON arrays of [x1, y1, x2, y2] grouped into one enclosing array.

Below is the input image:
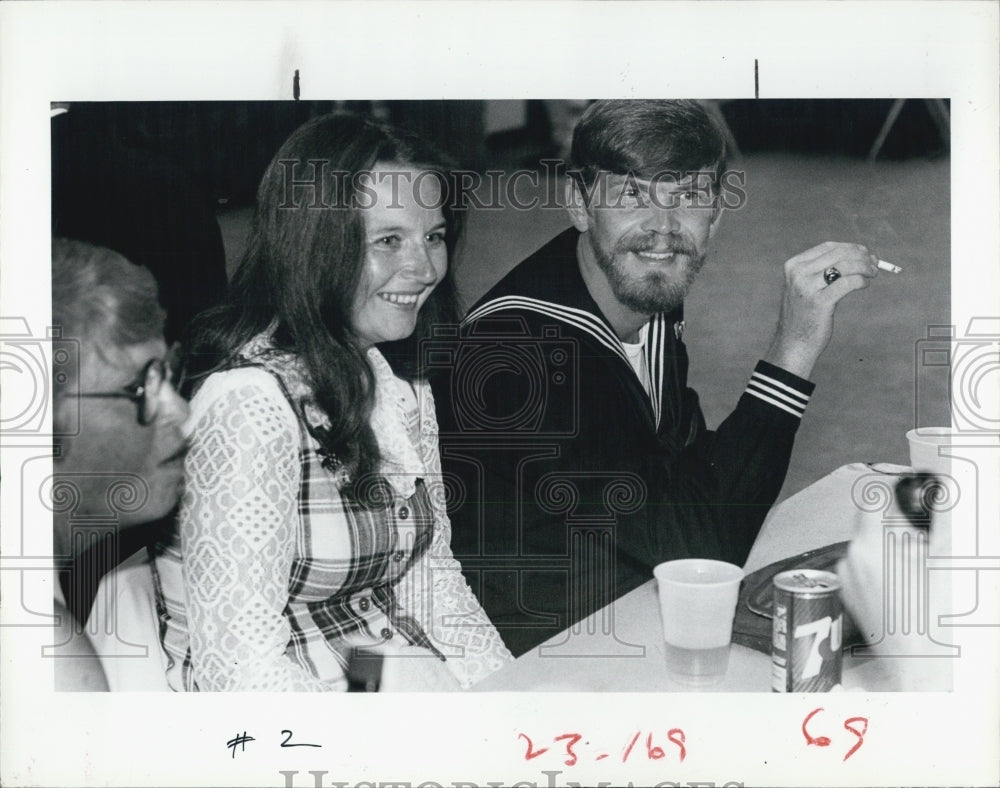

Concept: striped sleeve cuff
[[744, 361, 815, 419]]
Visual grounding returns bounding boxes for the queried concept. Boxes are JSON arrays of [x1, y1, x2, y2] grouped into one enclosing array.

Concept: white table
[[475, 463, 908, 692]]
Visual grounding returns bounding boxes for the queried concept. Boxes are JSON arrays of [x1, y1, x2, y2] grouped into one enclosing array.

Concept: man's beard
[[593, 231, 707, 314]]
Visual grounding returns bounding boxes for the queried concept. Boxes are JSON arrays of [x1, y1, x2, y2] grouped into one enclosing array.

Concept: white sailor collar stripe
[[463, 295, 669, 428], [644, 317, 663, 428], [464, 296, 631, 365]]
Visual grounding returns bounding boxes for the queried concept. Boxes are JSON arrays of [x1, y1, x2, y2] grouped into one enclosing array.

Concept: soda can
[[771, 569, 843, 692]]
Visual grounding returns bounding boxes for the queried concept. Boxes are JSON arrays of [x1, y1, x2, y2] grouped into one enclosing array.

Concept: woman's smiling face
[[350, 164, 448, 348]]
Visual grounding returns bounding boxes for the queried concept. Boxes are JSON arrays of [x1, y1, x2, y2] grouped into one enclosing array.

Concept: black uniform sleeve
[[640, 359, 815, 569]]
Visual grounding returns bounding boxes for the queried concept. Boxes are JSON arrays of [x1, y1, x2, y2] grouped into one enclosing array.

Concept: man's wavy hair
[[569, 100, 727, 193], [184, 112, 462, 484], [51, 238, 166, 454], [51, 238, 165, 400]]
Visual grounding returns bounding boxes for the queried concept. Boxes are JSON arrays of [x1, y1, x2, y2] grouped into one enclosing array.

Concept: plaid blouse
[[154, 339, 511, 691]]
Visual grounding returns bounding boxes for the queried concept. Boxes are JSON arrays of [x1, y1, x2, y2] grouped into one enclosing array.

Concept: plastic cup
[[653, 559, 744, 687], [906, 427, 955, 475]]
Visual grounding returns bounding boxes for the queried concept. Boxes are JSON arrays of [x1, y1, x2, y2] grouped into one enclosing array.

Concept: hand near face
[[764, 242, 879, 379]]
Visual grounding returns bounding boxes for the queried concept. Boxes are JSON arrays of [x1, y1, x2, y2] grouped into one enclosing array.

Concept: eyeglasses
[[72, 357, 180, 425]]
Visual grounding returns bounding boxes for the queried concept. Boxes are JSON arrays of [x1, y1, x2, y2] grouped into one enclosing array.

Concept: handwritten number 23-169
[[519, 729, 686, 766]]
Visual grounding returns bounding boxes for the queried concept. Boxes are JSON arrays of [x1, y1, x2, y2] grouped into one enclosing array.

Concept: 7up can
[[771, 569, 843, 692]]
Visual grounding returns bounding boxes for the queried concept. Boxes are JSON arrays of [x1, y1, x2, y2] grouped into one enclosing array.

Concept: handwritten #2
[[227, 730, 322, 758]]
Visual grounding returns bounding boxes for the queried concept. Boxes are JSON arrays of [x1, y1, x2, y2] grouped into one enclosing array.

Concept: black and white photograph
[[1, 3, 997, 787]]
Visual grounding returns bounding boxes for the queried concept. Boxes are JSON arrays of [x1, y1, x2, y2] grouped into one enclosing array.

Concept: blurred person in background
[[51, 238, 189, 689]]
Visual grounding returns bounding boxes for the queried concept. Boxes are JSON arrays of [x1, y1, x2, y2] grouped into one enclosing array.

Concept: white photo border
[[1, 2, 998, 787]]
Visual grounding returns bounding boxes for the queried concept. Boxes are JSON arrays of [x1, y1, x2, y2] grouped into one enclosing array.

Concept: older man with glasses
[[51, 238, 188, 689]]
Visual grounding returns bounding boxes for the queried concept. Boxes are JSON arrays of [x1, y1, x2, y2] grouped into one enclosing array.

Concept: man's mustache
[[619, 233, 697, 258]]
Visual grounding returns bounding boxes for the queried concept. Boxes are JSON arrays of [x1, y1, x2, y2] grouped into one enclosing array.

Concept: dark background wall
[[52, 99, 947, 209]]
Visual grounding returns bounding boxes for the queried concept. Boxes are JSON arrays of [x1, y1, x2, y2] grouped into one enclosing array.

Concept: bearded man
[[433, 100, 880, 656]]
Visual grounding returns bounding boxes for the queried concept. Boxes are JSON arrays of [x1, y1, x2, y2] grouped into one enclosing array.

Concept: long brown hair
[[184, 112, 461, 482]]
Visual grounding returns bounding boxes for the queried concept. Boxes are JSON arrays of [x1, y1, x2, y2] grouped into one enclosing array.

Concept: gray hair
[[51, 238, 166, 398]]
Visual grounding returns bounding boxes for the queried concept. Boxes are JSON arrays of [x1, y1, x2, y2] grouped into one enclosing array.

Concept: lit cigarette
[[877, 259, 902, 274]]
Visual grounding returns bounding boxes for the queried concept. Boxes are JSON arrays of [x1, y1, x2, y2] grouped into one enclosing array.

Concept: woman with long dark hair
[[153, 113, 511, 690]]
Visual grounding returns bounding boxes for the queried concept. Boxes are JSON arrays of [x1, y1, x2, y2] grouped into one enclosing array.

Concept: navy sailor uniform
[[433, 228, 814, 656]]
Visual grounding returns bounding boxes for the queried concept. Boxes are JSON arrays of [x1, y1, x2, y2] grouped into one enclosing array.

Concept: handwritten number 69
[[802, 707, 869, 761]]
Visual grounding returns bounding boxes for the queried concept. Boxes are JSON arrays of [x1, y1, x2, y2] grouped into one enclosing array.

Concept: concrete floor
[[217, 153, 951, 502]]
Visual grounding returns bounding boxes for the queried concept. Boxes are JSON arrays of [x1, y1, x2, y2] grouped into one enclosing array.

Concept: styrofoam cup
[[653, 559, 744, 686]]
